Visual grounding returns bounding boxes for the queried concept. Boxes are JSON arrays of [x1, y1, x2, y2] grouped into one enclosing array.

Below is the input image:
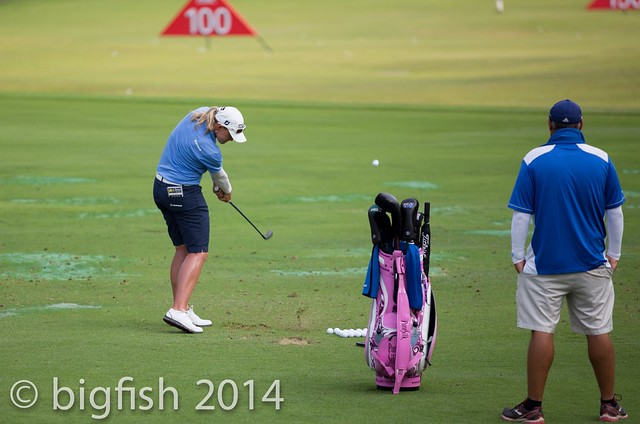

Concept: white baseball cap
[[215, 106, 247, 143]]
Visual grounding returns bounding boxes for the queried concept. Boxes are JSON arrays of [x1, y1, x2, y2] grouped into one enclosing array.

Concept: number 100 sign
[[161, 0, 256, 37], [184, 7, 232, 35]]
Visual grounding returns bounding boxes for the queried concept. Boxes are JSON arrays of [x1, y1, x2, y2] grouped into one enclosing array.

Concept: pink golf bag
[[362, 194, 437, 394]]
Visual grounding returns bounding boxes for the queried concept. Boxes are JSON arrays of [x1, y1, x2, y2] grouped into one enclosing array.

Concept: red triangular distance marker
[[587, 0, 640, 9], [162, 0, 257, 36]]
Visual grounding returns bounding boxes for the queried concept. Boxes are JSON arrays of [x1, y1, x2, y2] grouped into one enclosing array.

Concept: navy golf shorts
[[153, 178, 210, 253]]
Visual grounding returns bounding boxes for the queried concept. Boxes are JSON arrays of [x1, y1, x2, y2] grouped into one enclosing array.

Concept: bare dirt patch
[[278, 337, 309, 346]]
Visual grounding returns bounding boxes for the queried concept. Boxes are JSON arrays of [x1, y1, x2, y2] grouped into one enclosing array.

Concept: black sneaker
[[600, 396, 628, 422], [501, 400, 545, 423]]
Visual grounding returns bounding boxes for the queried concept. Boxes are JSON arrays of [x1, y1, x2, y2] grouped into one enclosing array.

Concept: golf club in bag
[[362, 193, 437, 394]]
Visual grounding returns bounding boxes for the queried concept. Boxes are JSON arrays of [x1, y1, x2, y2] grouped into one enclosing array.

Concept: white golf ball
[[354, 329, 363, 337], [372, 159, 379, 167], [350, 329, 357, 337], [362, 328, 368, 336], [340, 330, 350, 338], [327, 328, 334, 334], [333, 328, 340, 334]]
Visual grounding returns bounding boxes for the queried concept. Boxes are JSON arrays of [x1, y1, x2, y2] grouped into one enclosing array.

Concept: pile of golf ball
[[326, 327, 367, 338]]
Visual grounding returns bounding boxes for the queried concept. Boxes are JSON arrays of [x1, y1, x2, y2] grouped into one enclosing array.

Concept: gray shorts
[[516, 266, 614, 335]]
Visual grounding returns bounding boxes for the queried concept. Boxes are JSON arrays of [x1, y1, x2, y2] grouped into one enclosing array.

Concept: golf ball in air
[[372, 159, 379, 166]]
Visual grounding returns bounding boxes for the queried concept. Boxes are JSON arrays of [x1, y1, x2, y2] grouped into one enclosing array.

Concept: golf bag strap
[[406, 350, 424, 372], [370, 349, 395, 378], [393, 251, 410, 394], [369, 343, 425, 381]]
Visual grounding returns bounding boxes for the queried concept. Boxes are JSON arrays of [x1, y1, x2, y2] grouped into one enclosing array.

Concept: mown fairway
[[0, 1, 638, 423]]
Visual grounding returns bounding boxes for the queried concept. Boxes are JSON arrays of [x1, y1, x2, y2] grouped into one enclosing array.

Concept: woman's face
[[214, 125, 233, 144]]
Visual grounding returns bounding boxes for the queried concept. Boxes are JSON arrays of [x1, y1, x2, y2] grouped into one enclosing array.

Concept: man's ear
[[578, 119, 583, 130]]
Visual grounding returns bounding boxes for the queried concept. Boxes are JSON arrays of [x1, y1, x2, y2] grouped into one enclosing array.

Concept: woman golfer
[[153, 106, 246, 333]]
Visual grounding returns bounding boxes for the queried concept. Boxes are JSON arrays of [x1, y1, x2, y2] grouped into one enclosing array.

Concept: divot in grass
[[278, 337, 310, 346]]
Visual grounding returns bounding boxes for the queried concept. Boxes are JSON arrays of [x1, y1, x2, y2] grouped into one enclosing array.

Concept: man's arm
[[605, 206, 623, 271], [511, 210, 531, 272]]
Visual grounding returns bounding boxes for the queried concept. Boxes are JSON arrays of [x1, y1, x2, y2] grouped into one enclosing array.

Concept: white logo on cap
[[562, 118, 569, 123]]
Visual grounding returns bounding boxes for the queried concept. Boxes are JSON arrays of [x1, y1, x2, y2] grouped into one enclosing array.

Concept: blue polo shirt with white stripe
[[508, 128, 625, 275], [157, 107, 223, 185]]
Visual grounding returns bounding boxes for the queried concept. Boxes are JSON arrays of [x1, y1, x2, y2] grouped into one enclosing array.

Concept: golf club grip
[[421, 202, 431, 276]]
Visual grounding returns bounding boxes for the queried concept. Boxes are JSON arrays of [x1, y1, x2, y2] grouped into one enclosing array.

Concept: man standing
[[502, 100, 627, 423]]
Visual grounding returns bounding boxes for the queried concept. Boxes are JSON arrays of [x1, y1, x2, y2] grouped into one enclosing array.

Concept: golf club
[[229, 201, 273, 240]]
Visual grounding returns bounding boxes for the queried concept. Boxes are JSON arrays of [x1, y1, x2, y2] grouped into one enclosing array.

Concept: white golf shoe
[[187, 305, 212, 327], [163, 308, 203, 334]]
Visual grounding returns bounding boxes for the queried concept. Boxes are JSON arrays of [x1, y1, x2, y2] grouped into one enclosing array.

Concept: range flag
[[162, 0, 257, 37], [587, 0, 640, 9]]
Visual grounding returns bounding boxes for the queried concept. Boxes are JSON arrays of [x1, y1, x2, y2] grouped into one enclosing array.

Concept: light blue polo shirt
[[508, 128, 625, 275], [156, 107, 223, 185]]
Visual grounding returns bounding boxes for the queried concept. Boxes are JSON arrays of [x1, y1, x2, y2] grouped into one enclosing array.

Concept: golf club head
[[367, 205, 383, 245], [400, 197, 420, 243], [368, 204, 394, 250], [374, 192, 401, 238], [229, 201, 272, 241]]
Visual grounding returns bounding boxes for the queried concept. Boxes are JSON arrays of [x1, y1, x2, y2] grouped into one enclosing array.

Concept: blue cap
[[549, 99, 582, 124]]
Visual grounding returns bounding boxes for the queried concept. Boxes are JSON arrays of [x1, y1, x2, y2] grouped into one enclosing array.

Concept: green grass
[[1, 0, 639, 423], [0, 0, 639, 108]]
